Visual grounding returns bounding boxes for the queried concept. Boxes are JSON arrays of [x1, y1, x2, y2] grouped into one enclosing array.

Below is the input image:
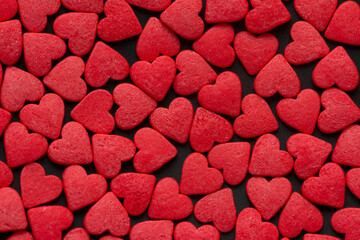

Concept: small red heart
[[71, 89, 115, 134], [235, 207, 279, 240], [0, 20, 22, 66], [63, 165, 107, 211], [130, 56, 176, 102], [61, 0, 104, 13], [20, 162, 63, 208], [234, 94, 278, 138], [331, 208, 360, 240], [173, 50, 217, 96], [180, 152, 223, 195], [23, 33, 67, 77], [43, 56, 87, 102], [193, 24, 235, 68], [174, 221, 220, 240], [198, 71, 241, 117], [318, 88, 360, 134], [205, 0, 248, 23], [246, 177, 292, 220], [208, 142, 251, 186], [346, 168, 360, 199], [0, 161, 13, 188], [0, 0, 18, 22], [48, 121, 93, 165], [84, 192, 131, 236], [254, 54, 300, 98], [110, 172, 156, 216], [113, 83, 157, 130], [126, 0, 170, 11], [276, 89, 321, 134], [63, 228, 89, 240], [85, 41, 129, 88], [278, 192, 323, 238], [53, 12, 98, 56], [6, 231, 34, 240], [130, 220, 174, 240], [92, 134, 136, 179], [133, 127, 177, 173], [137, 17, 180, 62], [233, 31, 278, 75], [287, 133, 332, 180], [249, 134, 294, 177], [27, 205, 73, 240], [0, 108, 11, 136], [313, 46, 359, 91], [304, 234, 341, 240], [97, 0, 142, 42], [325, 1, 360, 46], [99, 236, 123, 240], [149, 97, 193, 144], [4, 122, 48, 168]]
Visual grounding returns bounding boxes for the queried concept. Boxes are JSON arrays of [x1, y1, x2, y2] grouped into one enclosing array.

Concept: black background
[[1, 0, 360, 239]]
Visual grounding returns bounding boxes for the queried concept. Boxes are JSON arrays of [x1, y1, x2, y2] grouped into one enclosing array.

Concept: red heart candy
[[235, 207, 279, 240], [331, 208, 360, 240], [1, 66, 44, 112], [180, 152, 223, 195], [53, 12, 98, 56], [0, 108, 11, 136], [276, 89, 321, 134], [318, 88, 360, 134], [23, 33, 66, 77], [18, 0, 60, 32], [110, 172, 156, 216], [4, 122, 48, 168], [304, 234, 341, 240], [190, 107, 233, 153], [27, 205, 73, 240], [313, 46, 359, 91], [63, 165, 107, 211], [173, 50, 217, 96], [325, 1, 360, 46], [130, 220, 174, 240], [126, 0, 170, 11], [113, 83, 157, 130], [97, 0, 142, 42], [61, 0, 104, 13], [205, 0, 248, 23], [130, 56, 176, 101], [20, 162, 63, 208], [234, 94, 278, 138], [148, 177, 193, 220], [245, 0, 291, 34], [133, 127, 177, 173], [193, 24, 235, 68], [0, 0, 18, 22], [346, 168, 360, 199], [7, 231, 34, 240], [0, 20, 22, 66], [0, 187, 27, 232], [287, 133, 332, 179], [92, 134, 136, 179], [84, 192, 130, 236], [43, 56, 87, 102], [48, 121, 93, 165], [294, 0, 338, 31], [85, 41, 129, 88], [137, 17, 180, 62], [233, 31, 278, 75], [71, 89, 115, 134], [160, 0, 204, 40], [249, 134, 294, 177], [149, 97, 193, 144], [208, 142, 251, 186], [174, 221, 220, 240], [194, 188, 236, 232], [198, 71, 241, 117], [100, 236, 123, 240], [278, 192, 323, 238], [246, 177, 292, 220], [63, 228, 89, 240], [0, 161, 13, 188], [254, 54, 300, 98]]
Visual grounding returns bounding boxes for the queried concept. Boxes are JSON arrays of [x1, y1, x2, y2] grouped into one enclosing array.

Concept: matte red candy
[[0, 108, 11, 136], [148, 177, 193, 220], [331, 208, 360, 240], [110, 172, 156, 216], [137, 17, 180, 62], [130, 220, 174, 240], [130, 56, 176, 101], [61, 0, 104, 13], [205, 0, 248, 23], [99, 236, 123, 240], [233, 31, 278, 75], [332, 125, 360, 167], [97, 0, 142, 42], [0, 0, 18, 22], [193, 24, 235, 68], [63, 228, 89, 240], [303, 234, 341, 240], [0, 20, 22, 66], [194, 188, 237, 232], [160, 0, 204, 40], [346, 168, 360, 199], [71, 89, 115, 134], [0, 161, 13, 188], [126, 0, 170, 11], [23, 33, 66, 77], [7, 231, 34, 240], [254, 54, 300, 98], [53, 12, 98, 56], [174, 221, 220, 240], [20, 162, 63, 208]]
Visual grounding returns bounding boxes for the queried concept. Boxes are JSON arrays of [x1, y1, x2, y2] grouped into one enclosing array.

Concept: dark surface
[[1, 0, 360, 239]]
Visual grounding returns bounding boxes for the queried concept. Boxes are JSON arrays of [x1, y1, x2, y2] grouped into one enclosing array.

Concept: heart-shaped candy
[[304, 234, 341, 240], [205, 0, 248, 23], [0, 0, 18, 22], [331, 208, 360, 240], [0, 161, 13, 188], [346, 168, 360, 199], [6, 231, 34, 240], [0, 20, 22, 66], [126, 0, 170, 11], [174, 221, 220, 240], [130, 220, 174, 240], [61, 0, 104, 13], [0, 108, 11, 138], [63, 228, 89, 240]]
